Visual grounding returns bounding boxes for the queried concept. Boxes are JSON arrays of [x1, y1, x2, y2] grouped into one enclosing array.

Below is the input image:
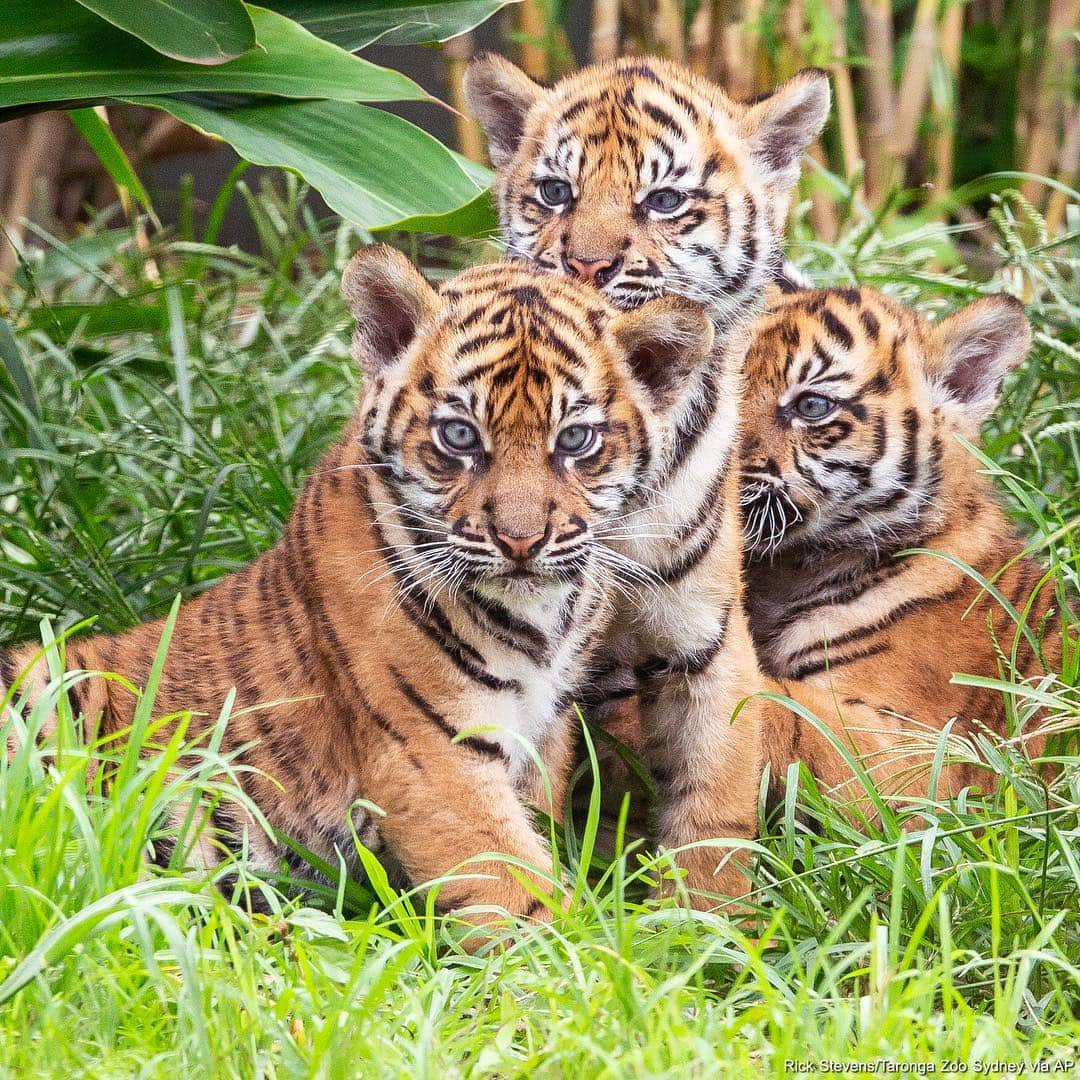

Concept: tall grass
[[1, 181, 1078, 1074]]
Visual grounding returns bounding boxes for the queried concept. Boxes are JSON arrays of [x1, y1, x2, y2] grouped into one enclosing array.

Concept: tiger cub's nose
[[563, 254, 621, 287], [493, 530, 547, 561]]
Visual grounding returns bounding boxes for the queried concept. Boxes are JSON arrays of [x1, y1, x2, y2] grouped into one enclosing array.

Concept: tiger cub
[[463, 54, 830, 312], [740, 287, 1069, 802], [462, 55, 835, 896], [1, 247, 717, 928]]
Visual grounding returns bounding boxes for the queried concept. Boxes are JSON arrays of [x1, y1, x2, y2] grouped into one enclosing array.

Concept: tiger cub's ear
[[610, 296, 714, 407], [341, 245, 440, 375], [743, 68, 831, 188], [928, 295, 1031, 427], [463, 54, 546, 167]]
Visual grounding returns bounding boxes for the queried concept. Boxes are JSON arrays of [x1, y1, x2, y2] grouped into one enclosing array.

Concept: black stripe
[[523, 896, 546, 918], [461, 589, 551, 666], [676, 460, 728, 539], [641, 102, 687, 137], [820, 307, 854, 351], [211, 803, 246, 857], [150, 833, 177, 870], [657, 522, 721, 584], [65, 672, 86, 723], [785, 559, 909, 620], [788, 640, 891, 680], [380, 387, 408, 455], [635, 623, 729, 683], [0, 652, 17, 698], [458, 328, 514, 356], [785, 586, 965, 668], [668, 370, 720, 476], [389, 665, 509, 763], [558, 98, 590, 124], [458, 349, 517, 386], [357, 685, 425, 773], [535, 326, 587, 370], [773, 268, 801, 294]]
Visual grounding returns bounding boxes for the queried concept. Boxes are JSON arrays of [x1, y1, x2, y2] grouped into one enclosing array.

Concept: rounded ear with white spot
[[743, 68, 831, 188], [928, 295, 1031, 427], [341, 245, 440, 376], [463, 53, 546, 167], [610, 297, 714, 407]]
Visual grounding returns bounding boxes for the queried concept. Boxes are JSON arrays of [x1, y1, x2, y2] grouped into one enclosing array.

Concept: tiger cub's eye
[[538, 178, 572, 207], [439, 419, 482, 452], [643, 188, 687, 213], [555, 424, 596, 454], [794, 393, 836, 421]]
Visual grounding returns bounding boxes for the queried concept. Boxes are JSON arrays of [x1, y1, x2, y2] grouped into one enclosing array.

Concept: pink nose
[[494, 530, 546, 561], [564, 254, 620, 286]]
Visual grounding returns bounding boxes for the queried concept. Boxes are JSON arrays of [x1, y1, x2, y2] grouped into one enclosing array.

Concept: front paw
[[653, 844, 753, 913]]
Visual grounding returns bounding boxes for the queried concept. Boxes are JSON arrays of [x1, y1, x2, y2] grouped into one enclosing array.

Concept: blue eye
[[556, 424, 595, 454], [643, 189, 686, 213], [538, 178, 572, 207], [794, 393, 836, 420], [439, 420, 481, 452]]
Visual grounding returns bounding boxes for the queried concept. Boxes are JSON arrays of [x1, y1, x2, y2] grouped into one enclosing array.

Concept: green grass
[[1, 178, 1078, 1076]]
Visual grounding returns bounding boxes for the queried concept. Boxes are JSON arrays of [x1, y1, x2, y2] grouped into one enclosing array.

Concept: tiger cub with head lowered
[[741, 287, 1070, 803], [1, 247, 717, 930]]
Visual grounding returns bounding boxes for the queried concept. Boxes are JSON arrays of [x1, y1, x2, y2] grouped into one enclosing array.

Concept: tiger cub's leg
[[2, 640, 110, 758], [766, 683, 978, 822], [513, 708, 579, 825], [362, 723, 559, 940], [629, 599, 765, 909]]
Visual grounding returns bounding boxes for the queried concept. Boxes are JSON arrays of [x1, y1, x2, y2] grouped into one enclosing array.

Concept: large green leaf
[[0, 3, 426, 114], [133, 95, 496, 236], [73, 0, 256, 64], [262, 0, 514, 51]]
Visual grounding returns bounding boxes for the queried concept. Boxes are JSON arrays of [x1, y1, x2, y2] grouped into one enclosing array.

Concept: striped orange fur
[[465, 53, 839, 902], [1, 248, 723, 933], [464, 54, 830, 313], [596, 287, 1070, 823], [740, 287, 1070, 804]]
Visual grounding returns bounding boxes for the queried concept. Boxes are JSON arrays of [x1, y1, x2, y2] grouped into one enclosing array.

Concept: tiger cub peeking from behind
[[741, 287, 1069, 802], [1, 248, 716, 933], [464, 54, 830, 315]]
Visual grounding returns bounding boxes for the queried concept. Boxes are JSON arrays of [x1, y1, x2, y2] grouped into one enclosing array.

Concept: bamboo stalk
[[858, 0, 897, 203], [827, 0, 862, 188], [929, 0, 963, 193], [518, 0, 549, 80], [744, 0, 765, 96], [653, 0, 686, 63], [592, 0, 621, 62], [1021, 0, 1079, 204], [444, 32, 485, 163], [1045, 105, 1080, 234], [712, 0, 754, 98], [1, 114, 59, 277], [807, 143, 840, 241], [0, 118, 25, 210], [781, 0, 804, 78], [891, 0, 940, 160], [688, 1, 712, 74]]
